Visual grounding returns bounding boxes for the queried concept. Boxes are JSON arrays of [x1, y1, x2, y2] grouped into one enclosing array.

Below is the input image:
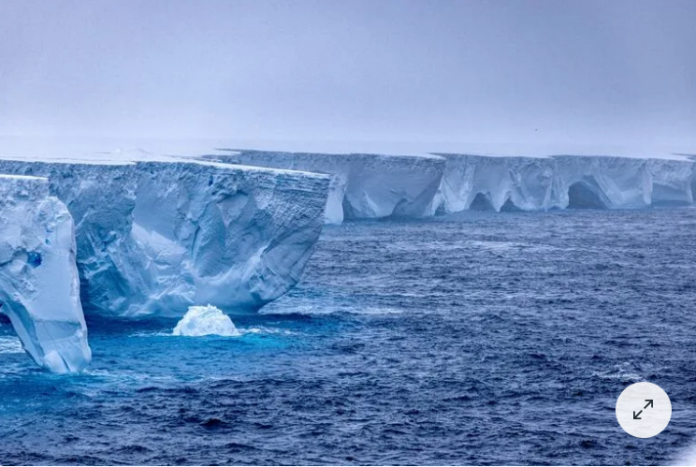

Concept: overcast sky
[[1, 0, 694, 155]]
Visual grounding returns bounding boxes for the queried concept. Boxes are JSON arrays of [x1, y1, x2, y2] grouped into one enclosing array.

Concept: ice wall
[[123, 160, 330, 317], [0, 175, 91, 373], [0, 159, 139, 315], [432, 154, 695, 213], [200, 150, 446, 224], [647, 158, 695, 206], [0, 157, 330, 317], [431, 155, 557, 213]]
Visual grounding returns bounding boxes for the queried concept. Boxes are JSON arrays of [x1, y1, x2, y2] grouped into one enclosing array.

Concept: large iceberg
[[432, 154, 696, 213], [0, 159, 139, 316], [646, 158, 695, 206], [122, 159, 330, 317], [200, 150, 446, 224], [0, 156, 330, 317], [0, 174, 91, 373]]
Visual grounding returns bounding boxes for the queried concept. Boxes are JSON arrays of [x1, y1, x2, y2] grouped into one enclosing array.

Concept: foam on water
[[0, 336, 23, 354]]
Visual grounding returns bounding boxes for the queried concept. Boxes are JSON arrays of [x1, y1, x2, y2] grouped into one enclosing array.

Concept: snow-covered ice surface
[[172, 305, 240, 337], [0, 155, 330, 318], [432, 153, 696, 213], [0, 175, 91, 373], [200, 150, 445, 224]]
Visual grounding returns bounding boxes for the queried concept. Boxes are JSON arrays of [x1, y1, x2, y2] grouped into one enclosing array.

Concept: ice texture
[[0, 174, 91, 373], [122, 160, 330, 317], [0, 157, 330, 317], [647, 158, 695, 206], [200, 150, 446, 224], [173, 305, 240, 336], [432, 154, 696, 213], [0, 159, 139, 316]]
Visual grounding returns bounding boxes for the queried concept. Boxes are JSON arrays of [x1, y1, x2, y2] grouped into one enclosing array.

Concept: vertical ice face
[[0, 159, 139, 315], [200, 150, 446, 224], [431, 154, 556, 213], [0, 157, 330, 318], [551, 156, 652, 209], [119, 160, 331, 317], [432, 154, 685, 213], [0, 175, 91, 373], [647, 158, 695, 206]]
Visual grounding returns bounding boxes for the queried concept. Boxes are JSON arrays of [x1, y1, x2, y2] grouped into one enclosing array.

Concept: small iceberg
[[172, 305, 240, 337]]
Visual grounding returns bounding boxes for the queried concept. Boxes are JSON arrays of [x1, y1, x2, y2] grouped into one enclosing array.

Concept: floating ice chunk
[[0, 174, 91, 373], [173, 305, 240, 337]]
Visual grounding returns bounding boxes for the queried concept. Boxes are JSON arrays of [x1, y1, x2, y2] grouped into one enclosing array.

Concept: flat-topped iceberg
[[200, 150, 446, 224], [432, 154, 695, 213], [0, 156, 330, 317], [0, 174, 91, 373], [122, 159, 330, 317]]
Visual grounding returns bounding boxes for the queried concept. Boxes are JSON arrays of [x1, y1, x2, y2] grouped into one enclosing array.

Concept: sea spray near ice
[[172, 305, 241, 337]]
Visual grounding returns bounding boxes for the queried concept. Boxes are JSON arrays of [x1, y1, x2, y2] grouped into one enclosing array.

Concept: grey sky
[[1, 0, 694, 154]]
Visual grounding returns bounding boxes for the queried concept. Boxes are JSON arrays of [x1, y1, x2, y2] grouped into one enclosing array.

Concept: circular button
[[616, 382, 671, 438]]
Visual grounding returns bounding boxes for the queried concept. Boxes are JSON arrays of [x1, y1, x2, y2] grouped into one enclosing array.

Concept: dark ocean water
[[2, 208, 696, 465]]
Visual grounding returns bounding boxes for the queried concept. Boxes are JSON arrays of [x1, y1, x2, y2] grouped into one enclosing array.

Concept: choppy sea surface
[[2, 208, 696, 465]]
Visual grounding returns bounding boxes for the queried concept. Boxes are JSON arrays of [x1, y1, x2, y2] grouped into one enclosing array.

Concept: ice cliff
[[200, 150, 446, 224], [200, 150, 696, 220], [0, 174, 91, 373], [431, 154, 696, 213], [0, 149, 691, 330], [0, 157, 330, 318], [123, 160, 329, 317]]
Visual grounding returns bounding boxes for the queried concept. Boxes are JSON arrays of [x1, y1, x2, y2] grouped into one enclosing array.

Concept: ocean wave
[[0, 336, 23, 354]]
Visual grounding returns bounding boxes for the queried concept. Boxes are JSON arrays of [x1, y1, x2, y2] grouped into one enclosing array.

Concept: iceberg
[[200, 150, 446, 224], [0, 158, 140, 315], [431, 155, 557, 213], [0, 156, 330, 318], [0, 174, 91, 373], [647, 158, 695, 206], [432, 154, 695, 213], [551, 155, 652, 209], [120, 159, 330, 317], [173, 305, 240, 337]]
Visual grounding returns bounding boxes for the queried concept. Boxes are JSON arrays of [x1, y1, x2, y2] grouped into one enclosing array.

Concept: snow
[[0, 156, 330, 318], [172, 305, 240, 337], [0, 175, 91, 373], [200, 150, 446, 224], [432, 154, 696, 213]]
